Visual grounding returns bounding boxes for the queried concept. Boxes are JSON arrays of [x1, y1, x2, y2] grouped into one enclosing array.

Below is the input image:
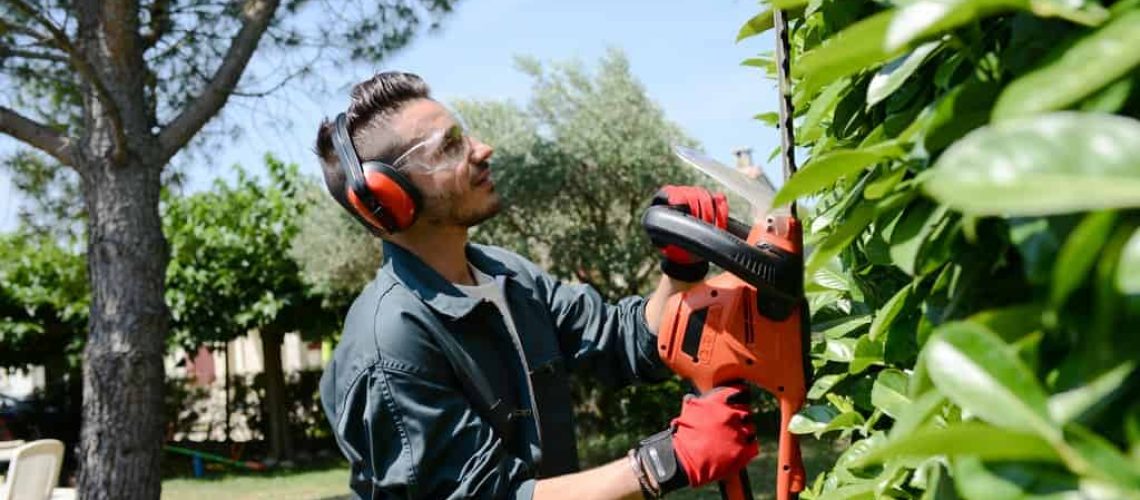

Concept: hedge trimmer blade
[[673, 145, 777, 220]]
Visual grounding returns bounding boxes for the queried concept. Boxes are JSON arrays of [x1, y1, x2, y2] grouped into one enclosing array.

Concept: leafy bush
[[738, 0, 1140, 497]]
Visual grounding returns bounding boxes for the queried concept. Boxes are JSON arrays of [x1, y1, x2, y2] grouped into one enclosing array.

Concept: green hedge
[[739, 0, 1140, 497]]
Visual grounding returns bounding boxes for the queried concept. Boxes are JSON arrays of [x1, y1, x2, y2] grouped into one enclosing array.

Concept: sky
[[0, 0, 781, 231]]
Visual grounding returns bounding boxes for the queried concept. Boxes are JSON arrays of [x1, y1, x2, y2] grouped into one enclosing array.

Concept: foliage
[[0, 229, 87, 369], [457, 48, 703, 301], [164, 156, 335, 348], [739, 0, 1140, 497], [289, 184, 382, 313]]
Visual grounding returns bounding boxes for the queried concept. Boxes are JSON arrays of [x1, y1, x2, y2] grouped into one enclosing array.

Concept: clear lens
[[392, 125, 471, 174]]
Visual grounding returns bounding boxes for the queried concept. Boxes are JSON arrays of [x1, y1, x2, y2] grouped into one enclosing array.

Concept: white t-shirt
[[453, 264, 521, 342]]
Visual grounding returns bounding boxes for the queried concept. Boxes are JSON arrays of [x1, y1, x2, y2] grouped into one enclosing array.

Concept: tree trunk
[[260, 328, 292, 461], [77, 158, 168, 500]]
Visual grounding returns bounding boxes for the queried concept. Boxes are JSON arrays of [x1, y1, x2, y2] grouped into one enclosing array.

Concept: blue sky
[[0, 0, 779, 231]]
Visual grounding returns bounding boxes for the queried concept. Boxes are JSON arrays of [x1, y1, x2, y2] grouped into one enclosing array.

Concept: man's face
[[388, 99, 501, 228]]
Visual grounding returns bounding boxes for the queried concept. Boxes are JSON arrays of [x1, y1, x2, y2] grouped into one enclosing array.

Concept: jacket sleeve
[[539, 272, 672, 386]]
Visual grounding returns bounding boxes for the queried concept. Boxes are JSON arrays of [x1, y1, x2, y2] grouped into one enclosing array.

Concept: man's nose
[[471, 138, 493, 163]]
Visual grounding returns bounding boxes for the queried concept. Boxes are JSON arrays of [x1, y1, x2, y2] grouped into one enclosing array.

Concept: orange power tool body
[[643, 207, 810, 500]]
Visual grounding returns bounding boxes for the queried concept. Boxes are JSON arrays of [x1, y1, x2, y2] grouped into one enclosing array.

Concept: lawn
[[161, 438, 841, 499]]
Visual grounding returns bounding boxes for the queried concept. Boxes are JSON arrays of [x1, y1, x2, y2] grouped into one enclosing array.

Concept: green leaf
[[851, 335, 885, 374], [821, 338, 857, 363], [869, 285, 912, 341], [924, 112, 1140, 216], [824, 411, 868, 437], [809, 373, 848, 400], [951, 458, 1075, 500], [1081, 78, 1134, 113], [1052, 211, 1118, 307], [856, 421, 1061, 467], [995, 10, 1140, 119], [774, 143, 903, 207], [885, 0, 1023, 52], [864, 165, 907, 200], [966, 303, 1045, 343], [1064, 424, 1140, 487], [890, 391, 947, 438], [889, 202, 949, 276], [925, 321, 1059, 439], [1049, 362, 1135, 424], [790, 404, 841, 435], [799, 79, 849, 144], [1119, 227, 1140, 295], [872, 369, 911, 419], [867, 42, 940, 107], [736, 10, 774, 42], [819, 315, 872, 339], [795, 10, 898, 97], [754, 111, 780, 127]]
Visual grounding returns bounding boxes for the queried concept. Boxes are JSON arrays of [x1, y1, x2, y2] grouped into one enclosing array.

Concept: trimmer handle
[[642, 206, 802, 301]]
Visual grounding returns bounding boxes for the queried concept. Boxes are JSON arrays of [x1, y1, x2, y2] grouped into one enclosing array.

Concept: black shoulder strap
[[422, 326, 516, 448]]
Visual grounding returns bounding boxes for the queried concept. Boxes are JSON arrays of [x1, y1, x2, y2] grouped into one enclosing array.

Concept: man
[[315, 71, 757, 499]]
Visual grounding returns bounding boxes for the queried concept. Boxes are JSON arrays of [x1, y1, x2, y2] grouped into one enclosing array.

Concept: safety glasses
[[391, 122, 472, 174]]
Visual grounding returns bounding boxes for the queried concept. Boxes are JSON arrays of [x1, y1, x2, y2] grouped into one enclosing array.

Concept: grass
[[162, 465, 351, 500], [160, 438, 842, 499]]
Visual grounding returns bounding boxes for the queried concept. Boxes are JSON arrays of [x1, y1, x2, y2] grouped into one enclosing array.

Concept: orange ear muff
[[361, 161, 421, 231]]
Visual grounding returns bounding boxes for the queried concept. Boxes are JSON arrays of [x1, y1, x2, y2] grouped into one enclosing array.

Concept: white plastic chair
[[0, 439, 64, 500]]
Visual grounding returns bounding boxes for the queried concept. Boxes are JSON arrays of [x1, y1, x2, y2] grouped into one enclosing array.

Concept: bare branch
[[158, 0, 280, 162], [0, 105, 77, 167], [0, 45, 68, 62], [8, 0, 127, 159]]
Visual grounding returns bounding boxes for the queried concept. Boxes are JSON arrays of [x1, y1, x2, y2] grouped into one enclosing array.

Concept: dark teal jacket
[[319, 241, 670, 499]]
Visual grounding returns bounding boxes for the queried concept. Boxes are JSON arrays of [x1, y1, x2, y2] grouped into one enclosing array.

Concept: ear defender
[[331, 113, 423, 233]]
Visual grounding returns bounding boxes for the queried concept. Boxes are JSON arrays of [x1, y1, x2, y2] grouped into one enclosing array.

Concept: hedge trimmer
[[642, 8, 808, 500]]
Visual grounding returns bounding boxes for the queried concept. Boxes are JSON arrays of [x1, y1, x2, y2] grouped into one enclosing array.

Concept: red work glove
[[672, 386, 758, 486], [632, 386, 758, 495], [650, 185, 729, 282]]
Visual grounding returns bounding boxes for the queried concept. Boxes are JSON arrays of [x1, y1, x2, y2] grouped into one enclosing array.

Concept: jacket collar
[[381, 240, 516, 319]]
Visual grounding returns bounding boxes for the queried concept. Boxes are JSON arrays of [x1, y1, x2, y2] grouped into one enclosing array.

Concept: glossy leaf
[[795, 10, 897, 96], [773, 142, 903, 207], [1048, 362, 1135, 424], [924, 321, 1059, 439], [867, 42, 940, 107], [995, 10, 1140, 120], [889, 202, 948, 276], [966, 304, 1044, 343], [869, 285, 912, 341], [851, 335, 885, 374], [809, 373, 848, 400], [1052, 211, 1118, 307], [886, 0, 1022, 51], [1119, 227, 1140, 295], [790, 404, 842, 435], [736, 10, 774, 41], [924, 112, 1140, 216], [871, 369, 910, 419], [855, 422, 1061, 466]]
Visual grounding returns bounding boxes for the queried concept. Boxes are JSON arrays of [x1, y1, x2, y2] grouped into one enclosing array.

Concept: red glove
[[650, 185, 729, 281], [672, 386, 758, 487], [632, 386, 758, 495]]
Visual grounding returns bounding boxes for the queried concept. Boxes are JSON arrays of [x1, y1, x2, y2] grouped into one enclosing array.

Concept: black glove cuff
[[660, 259, 709, 283], [636, 428, 689, 495]]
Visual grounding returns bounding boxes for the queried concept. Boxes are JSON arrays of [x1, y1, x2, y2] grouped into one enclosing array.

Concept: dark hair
[[314, 71, 431, 216]]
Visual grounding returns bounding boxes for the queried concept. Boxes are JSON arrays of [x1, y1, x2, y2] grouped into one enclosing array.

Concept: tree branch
[[158, 0, 280, 162], [9, 0, 127, 160], [0, 106, 77, 167], [0, 45, 68, 62]]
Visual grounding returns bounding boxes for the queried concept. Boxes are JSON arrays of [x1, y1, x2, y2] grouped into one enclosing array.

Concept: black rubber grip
[[642, 206, 802, 300]]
